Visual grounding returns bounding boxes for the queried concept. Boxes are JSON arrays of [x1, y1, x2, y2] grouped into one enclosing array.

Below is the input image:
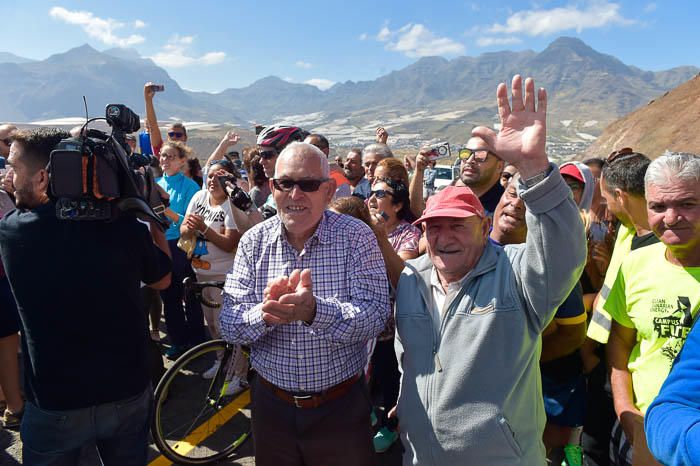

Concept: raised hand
[[144, 82, 157, 101], [472, 75, 549, 178], [376, 127, 389, 145], [221, 131, 239, 148]]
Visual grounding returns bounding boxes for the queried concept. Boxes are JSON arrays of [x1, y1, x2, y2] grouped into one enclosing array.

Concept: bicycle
[[151, 278, 251, 464]]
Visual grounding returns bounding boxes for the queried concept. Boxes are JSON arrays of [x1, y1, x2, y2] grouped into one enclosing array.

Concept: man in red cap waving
[[392, 75, 587, 466]]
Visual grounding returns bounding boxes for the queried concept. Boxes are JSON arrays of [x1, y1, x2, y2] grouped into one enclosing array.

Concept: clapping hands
[[262, 269, 317, 325]]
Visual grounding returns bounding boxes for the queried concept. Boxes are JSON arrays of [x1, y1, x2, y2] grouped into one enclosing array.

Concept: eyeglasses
[[370, 189, 394, 199], [606, 147, 634, 164], [501, 172, 514, 181], [1, 138, 12, 146], [168, 131, 185, 139], [459, 148, 490, 163], [272, 178, 329, 192], [259, 150, 278, 160]]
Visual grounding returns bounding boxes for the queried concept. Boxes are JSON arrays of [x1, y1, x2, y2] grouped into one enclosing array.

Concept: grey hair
[[276, 141, 330, 178], [644, 151, 700, 190], [362, 143, 394, 161]]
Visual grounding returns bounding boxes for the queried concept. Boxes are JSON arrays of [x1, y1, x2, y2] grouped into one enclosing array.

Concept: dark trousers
[[582, 355, 616, 466], [159, 239, 205, 347], [21, 387, 152, 466], [371, 338, 400, 424], [251, 375, 376, 466]]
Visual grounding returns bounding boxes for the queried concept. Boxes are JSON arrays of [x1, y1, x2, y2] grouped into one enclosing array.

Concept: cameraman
[[0, 128, 171, 464]]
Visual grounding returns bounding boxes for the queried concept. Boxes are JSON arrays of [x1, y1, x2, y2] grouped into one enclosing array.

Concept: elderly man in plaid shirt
[[220, 141, 390, 466]]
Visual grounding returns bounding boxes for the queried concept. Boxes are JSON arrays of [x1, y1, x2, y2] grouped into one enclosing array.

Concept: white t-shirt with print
[[185, 190, 238, 276]]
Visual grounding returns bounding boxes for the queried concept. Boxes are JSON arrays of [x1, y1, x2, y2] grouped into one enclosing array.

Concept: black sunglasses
[[459, 148, 490, 163], [259, 150, 277, 160], [168, 131, 185, 138], [370, 189, 394, 199], [501, 172, 514, 180], [272, 178, 329, 192]]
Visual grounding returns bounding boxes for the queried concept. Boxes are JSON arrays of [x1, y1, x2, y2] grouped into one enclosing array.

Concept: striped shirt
[[220, 210, 390, 392]]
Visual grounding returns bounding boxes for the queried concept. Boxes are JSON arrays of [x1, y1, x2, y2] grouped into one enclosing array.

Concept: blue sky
[[4, 0, 699, 93]]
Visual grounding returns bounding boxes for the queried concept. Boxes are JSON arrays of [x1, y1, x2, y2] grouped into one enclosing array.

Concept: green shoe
[[373, 426, 398, 453], [164, 344, 186, 360], [370, 409, 378, 427], [562, 444, 583, 466]]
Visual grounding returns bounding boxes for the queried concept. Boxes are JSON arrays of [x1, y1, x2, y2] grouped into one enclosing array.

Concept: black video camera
[[217, 174, 253, 211], [47, 104, 169, 229]]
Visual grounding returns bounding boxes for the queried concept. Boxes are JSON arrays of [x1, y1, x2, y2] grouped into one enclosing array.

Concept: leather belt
[[259, 373, 361, 409]]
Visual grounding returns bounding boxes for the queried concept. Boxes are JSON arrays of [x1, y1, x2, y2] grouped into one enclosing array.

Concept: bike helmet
[[256, 125, 306, 150]]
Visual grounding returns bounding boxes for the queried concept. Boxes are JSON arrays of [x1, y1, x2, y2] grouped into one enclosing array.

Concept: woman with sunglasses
[[367, 177, 421, 453], [181, 160, 247, 393], [157, 141, 206, 359]]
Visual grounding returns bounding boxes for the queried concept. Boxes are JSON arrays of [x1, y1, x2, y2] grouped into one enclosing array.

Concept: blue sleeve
[[184, 178, 200, 207], [554, 282, 585, 319], [645, 320, 700, 465]]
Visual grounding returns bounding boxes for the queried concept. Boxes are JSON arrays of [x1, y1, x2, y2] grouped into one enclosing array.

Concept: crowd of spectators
[[0, 75, 698, 466]]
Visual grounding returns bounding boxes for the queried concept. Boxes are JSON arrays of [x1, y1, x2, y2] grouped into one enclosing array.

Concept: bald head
[[460, 135, 504, 194], [276, 142, 330, 178]]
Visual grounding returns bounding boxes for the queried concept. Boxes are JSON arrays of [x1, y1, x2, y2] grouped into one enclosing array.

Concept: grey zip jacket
[[395, 165, 586, 466]]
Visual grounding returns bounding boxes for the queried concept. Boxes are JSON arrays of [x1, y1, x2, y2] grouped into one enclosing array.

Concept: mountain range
[[1, 37, 698, 152]]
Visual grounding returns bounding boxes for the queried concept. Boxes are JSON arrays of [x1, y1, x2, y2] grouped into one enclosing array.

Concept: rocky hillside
[[583, 74, 700, 158]]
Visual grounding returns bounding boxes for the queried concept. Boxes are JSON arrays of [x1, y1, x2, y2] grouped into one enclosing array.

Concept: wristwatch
[[523, 166, 552, 188]]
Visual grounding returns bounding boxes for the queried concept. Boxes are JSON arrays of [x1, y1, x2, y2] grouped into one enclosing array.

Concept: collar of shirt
[[430, 266, 469, 316], [271, 210, 335, 251]]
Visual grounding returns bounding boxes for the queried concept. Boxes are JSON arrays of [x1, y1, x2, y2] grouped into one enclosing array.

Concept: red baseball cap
[[560, 163, 585, 184], [413, 186, 484, 225]]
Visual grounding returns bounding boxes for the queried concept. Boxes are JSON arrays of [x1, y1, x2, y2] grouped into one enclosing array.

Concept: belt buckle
[[293, 395, 312, 408]]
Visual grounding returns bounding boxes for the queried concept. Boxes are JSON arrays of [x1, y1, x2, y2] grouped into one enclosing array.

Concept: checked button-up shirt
[[220, 210, 390, 393]]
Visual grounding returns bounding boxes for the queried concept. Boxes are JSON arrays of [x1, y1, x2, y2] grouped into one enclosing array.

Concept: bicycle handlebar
[[183, 277, 225, 309]]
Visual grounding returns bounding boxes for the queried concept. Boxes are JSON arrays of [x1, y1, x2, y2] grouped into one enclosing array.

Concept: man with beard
[[0, 128, 171, 463], [343, 148, 371, 199], [454, 135, 505, 217]]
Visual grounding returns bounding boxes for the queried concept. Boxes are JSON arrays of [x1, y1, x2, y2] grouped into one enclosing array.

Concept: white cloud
[[49, 6, 145, 47], [133, 19, 146, 29], [149, 35, 225, 68], [377, 26, 392, 41], [476, 36, 522, 47], [304, 78, 336, 90], [487, 1, 634, 36], [295, 60, 313, 69], [643, 3, 657, 13], [358, 33, 368, 41], [470, 3, 480, 11], [378, 23, 465, 57]]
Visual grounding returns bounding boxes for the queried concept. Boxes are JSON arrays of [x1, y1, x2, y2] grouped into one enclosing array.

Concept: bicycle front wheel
[[151, 339, 251, 464]]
